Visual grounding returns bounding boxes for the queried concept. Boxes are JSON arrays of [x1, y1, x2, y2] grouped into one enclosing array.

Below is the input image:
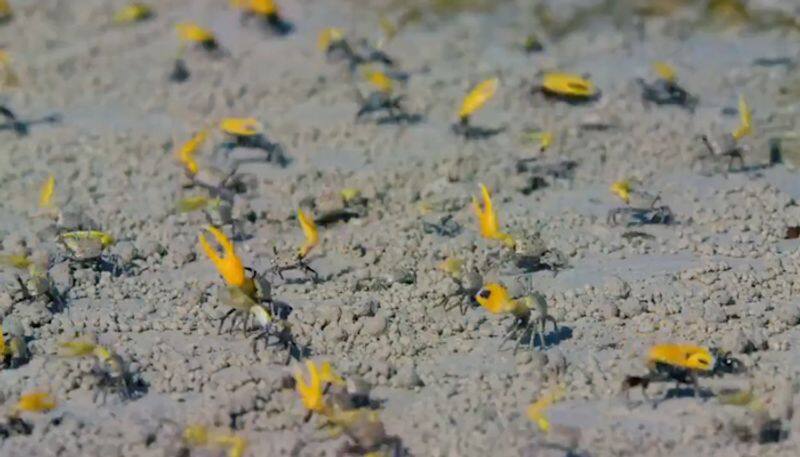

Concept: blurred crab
[[60, 341, 143, 403], [317, 28, 396, 72], [607, 180, 673, 227], [113, 3, 153, 25], [533, 72, 600, 103], [452, 78, 504, 139], [504, 233, 568, 273], [623, 344, 743, 402], [1, 253, 65, 310], [355, 68, 416, 124], [637, 61, 698, 111], [475, 281, 560, 353], [272, 209, 320, 281], [57, 230, 120, 274], [695, 95, 753, 173], [181, 424, 247, 457], [0, 323, 29, 369], [0, 391, 56, 438], [171, 22, 223, 82], [216, 117, 288, 167], [436, 258, 482, 314], [234, 0, 293, 35]]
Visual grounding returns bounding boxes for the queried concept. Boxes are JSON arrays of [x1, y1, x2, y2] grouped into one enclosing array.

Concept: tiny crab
[[235, 0, 293, 35], [475, 281, 560, 353], [504, 233, 568, 273], [172, 22, 223, 82], [534, 72, 600, 104], [181, 424, 247, 457], [452, 78, 503, 139], [436, 258, 482, 314], [58, 230, 120, 274], [623, 344, 743, 402], [355, 69, 415, 124], [325, 408, 403, 457], [637, 61, 698, 111], [2, 254, 65, 310], [607, 180, 673, 227], [216, 117, 289, 167], [113, 3, 153, 25], [695, 95, 753, 173], [273, 209, 320, 281], [0, 323, 29, 369], [60, 341, 142, 403]]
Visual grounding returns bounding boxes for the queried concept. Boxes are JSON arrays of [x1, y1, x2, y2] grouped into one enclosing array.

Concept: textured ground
[[1, 0, 800, 456]]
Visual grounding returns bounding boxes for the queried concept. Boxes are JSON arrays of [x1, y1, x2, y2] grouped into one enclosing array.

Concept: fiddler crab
[[198, 226, 302, 362], [0, 392, 57, 438], [474, 280, 560, 353], [695, 95, 753, 174], [532, 72, 600, 104], [356, 68, 418, 124], [57, 230, 121, 275], [607, 180, 673, 227], [171, 22, 224, 82], [60, 340, 144, 403], [452, 78, 504, 139], [436, 258, 482, 314], [216, 117, 289, 167], [623, 344, 743, 403], [637, 61, 698, 111], [1, 253, 65, 311], [273, 209, 320, 282], [293, 360, 403, 456], [234, 0, 293, 36], [0, 323, 29, 369], [318, 28, 397, 72]]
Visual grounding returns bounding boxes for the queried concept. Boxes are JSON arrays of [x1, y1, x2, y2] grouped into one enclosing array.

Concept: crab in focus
[[436, 258, 482, 314], [622, 344, 743, 402], [606, 180, 673, 227], [475, 281, 560, 353], [57, 230, 120, 274], [637, 61, 698, 111], [234, 0, 293, 35], [694, 95, 753, 173], [60, 341, 142, 403], [452, 78, 503, 139], [216, 117, 288, 167]]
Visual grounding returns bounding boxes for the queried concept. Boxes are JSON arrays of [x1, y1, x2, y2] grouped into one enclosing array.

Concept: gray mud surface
[[1, 0, 800, 456]]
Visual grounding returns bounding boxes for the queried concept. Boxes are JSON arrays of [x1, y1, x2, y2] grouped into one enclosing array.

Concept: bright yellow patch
[[176, 196, 220, 213], [610, 180, 631, 204], [542, 72, 596, 98], [475, 283, 517, 315], [319, 361, 345, 386], [732, 94, 752, 140], [15, 392, 56, 413], [363, 68, 393, 93], [176, 22, 216, 44], [648, 344, 715, 372], [59, 340, 98, 357], [471, 184, 514, 246], [458, 78, 498, 119], [176, 130, 207, 176], [297, 208, 319, 259], [340, 187, 361, 203], [0, 253, 32, 270], [114, 3, 152, 24], [232, 0, 277, 15], [39, 175, 55, 208], [527, 385, 565, 433], [198, 226, 246, 287], [61, 230, 115, 248], [318, 27, 344, 51], [294, 360, 326, 413], [652, 61, 676, 82], [220, 117, 263, 137]]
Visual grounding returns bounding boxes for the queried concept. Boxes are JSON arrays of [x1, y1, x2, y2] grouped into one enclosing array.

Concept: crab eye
[[478, 289, 491, 299]]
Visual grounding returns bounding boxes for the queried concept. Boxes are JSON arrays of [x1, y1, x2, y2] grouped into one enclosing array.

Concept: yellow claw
[[220, 117, 263, 137], [176, 22, 216, 45], [60, 230, 115, 248], [648, 344, 715, 372], [212, 434, 248, 457], [297, 208, 319, 259], [541, 72, 597, 98], [319, 361, 345, 386], [438, 257, 464, 276], [318, 27, 345, 51], [0, 253, 31, 270], [39, 175, 55, 208], [527, 385, 565, 433], [59, 340, 98, 357], [471, 184, 513, 246], [474, 283, 519, 315], [610, 180, 631, 204], [183, 424, 210, 446], [652, 61, 677, 82], [732, 94, 752, 140], [176, 130, 207, 176], [14, 392, 56, 414], [114, 3, 153, 24], [235, 0, 277, 15], [363, 67, 393, 94], [458, 78, 499, 120], [198, 226, 246, 287], [294, 360, 326, 413]]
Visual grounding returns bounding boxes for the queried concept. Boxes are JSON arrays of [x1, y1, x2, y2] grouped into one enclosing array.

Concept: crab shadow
[[518, 325, 573, 349], [453, 125, 505, 140], [662, 386, 714, 401], [0, 113, 61, 136], [375, 113, 424, 125]]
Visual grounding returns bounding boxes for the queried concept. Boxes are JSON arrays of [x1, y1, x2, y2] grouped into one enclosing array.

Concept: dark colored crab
[[696, 133, 745, 173], [637, 77, 698, 111]]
